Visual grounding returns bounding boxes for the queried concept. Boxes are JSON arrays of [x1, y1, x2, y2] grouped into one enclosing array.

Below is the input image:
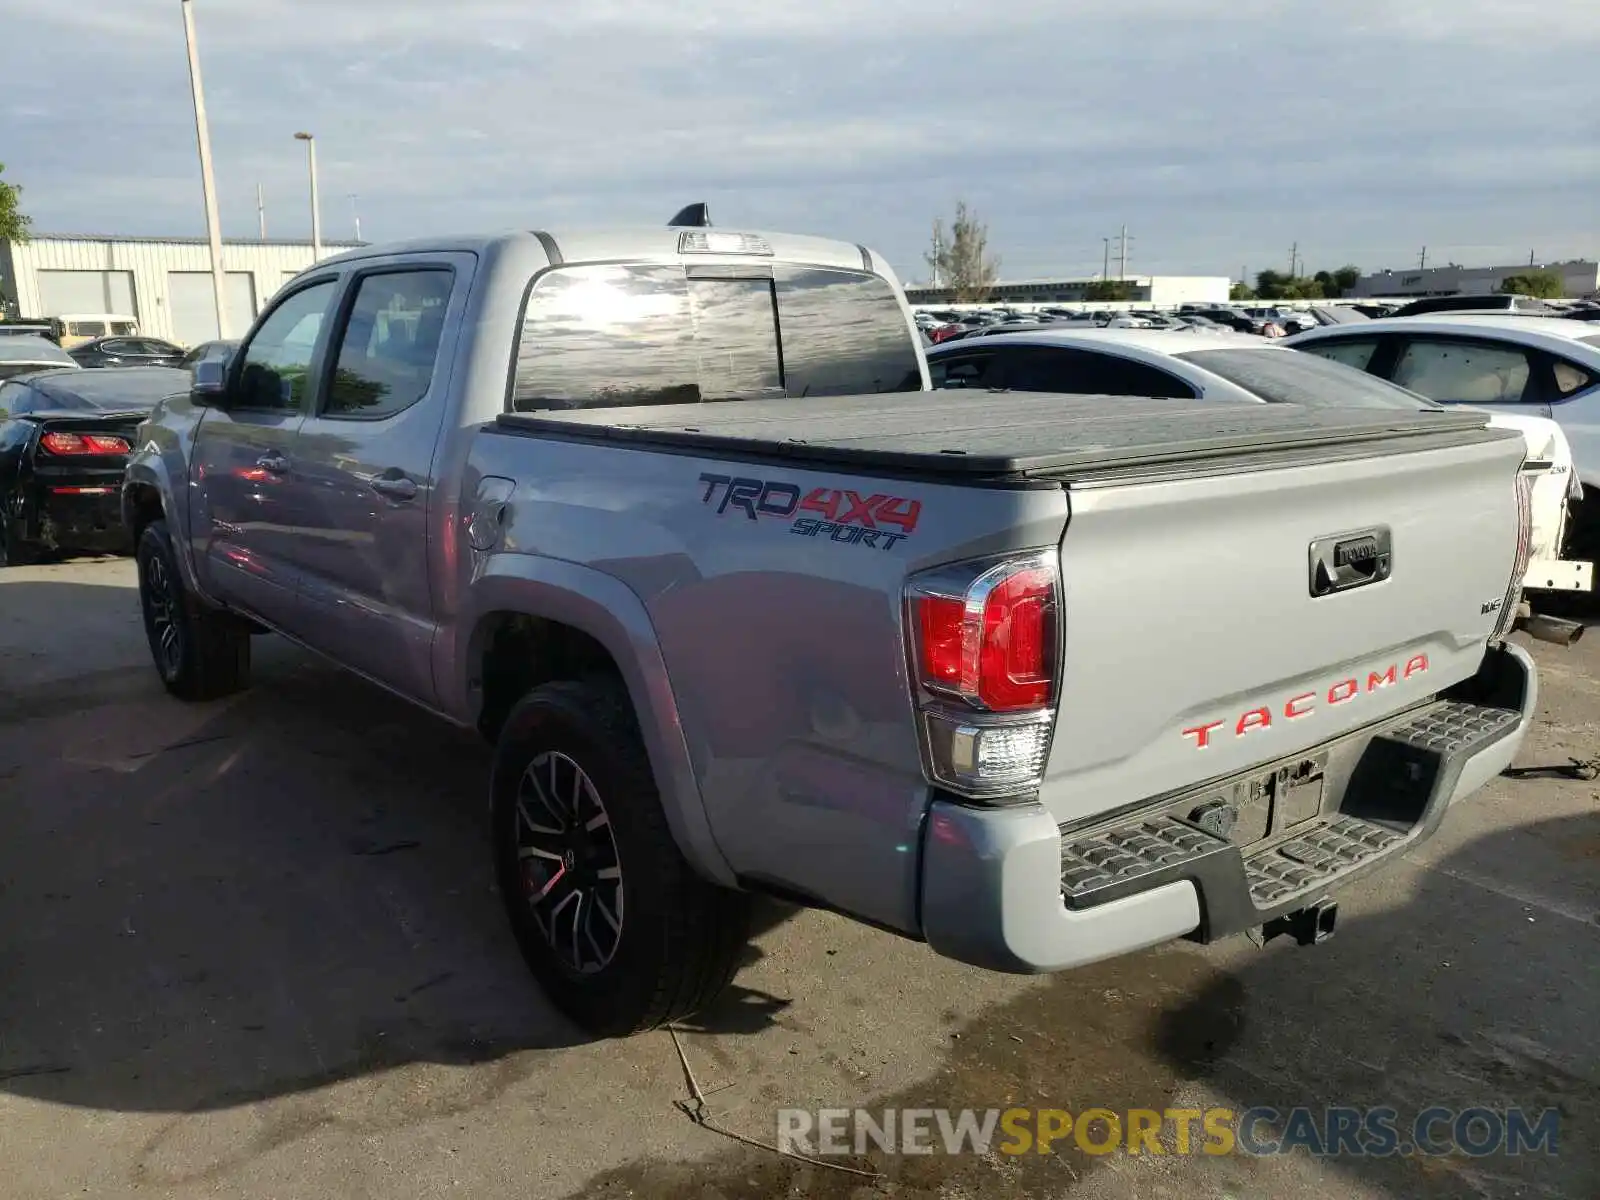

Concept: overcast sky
[[6, 1, 1597, 284]]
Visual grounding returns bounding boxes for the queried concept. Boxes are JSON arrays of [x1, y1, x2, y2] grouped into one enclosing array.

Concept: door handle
[[256, 453, 289, 475], [370, 475, 419, 501]]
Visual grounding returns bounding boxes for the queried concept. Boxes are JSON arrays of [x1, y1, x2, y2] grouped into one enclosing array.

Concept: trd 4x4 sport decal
[[697, 473, 922, 552]]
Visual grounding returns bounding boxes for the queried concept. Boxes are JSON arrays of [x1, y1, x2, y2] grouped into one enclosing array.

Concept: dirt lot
[[0, 558, 1595, 1200]]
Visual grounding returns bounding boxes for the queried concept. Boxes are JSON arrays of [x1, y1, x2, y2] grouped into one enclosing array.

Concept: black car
[[69, 336, 186, 369], [1388, 293, 1558, 318], [0, 367, 188, 565]]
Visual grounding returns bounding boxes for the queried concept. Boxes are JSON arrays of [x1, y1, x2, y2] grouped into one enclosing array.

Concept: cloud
[[6, 0, 1597, 282]]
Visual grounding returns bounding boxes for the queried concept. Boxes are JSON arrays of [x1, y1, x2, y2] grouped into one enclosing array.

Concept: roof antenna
[[669, 202, 712, 228]]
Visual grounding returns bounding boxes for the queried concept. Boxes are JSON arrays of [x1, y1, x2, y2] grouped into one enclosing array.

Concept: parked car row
[[914, 300, 1389, 345]]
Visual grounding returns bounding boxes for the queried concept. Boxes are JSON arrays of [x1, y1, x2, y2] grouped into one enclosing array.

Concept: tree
[[1500, 270, 1563, 299], [1230, 281, 1256, 301], [0, 163, 32, 244], [925, 201, 999, 303], [1082, 280, 1133, 301], [1254, 263, 1362, 301]]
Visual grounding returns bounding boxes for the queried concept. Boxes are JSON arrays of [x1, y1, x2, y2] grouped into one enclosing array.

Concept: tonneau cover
[[495, 391, 1496, 480]]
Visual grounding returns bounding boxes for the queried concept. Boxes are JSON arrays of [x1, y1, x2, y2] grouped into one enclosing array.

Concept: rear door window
[[323, 269, 454, 418], [1391, 338, 1533, 404]]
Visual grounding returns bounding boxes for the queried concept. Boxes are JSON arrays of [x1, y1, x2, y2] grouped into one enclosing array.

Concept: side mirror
[[191, 358, 228, 405]]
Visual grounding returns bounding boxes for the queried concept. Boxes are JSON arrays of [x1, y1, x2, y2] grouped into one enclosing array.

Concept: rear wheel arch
[[462, 579, 737, 889], [470, 609, 625, 744]]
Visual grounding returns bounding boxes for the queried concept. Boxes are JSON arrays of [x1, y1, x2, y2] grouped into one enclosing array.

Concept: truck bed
[[495, 391, 1500, 482]]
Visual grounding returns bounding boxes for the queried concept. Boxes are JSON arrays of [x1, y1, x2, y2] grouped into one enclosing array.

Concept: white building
[[0, 233, 364, 347], [905, 275, 1231, 307], [1350, 259, 1599, 300]]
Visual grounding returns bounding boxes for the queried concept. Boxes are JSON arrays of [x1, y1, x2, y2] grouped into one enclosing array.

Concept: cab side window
[[234, 280, 337, 412], [324, 270, 453, 418]]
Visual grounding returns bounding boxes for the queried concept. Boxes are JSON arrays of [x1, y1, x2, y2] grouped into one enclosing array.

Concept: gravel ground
[[0, 557, 1594, 1200]]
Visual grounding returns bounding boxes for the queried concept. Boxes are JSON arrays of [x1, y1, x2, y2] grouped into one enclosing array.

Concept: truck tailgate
[[1044, 429, 1527, 828]]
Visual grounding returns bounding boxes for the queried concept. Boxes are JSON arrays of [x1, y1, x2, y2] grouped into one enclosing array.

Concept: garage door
[[36, 270, 137, 319], [168, 272, 257, 347]]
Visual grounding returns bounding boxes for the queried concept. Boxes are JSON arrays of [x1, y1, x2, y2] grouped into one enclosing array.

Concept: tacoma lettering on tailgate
[[697, 473, 922, 552], [1182, 655, 1430, 749]]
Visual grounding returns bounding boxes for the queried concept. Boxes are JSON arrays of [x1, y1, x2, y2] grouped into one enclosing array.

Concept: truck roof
[[498, 389, 1498, 482], [314, 228, 882, 275]]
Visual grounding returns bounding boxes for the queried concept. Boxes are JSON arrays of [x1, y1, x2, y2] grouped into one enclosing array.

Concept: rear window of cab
[[511, 263, 923, 410]]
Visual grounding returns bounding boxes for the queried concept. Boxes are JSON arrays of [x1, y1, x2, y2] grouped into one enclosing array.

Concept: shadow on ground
[[0, 580, 797, 1118], [564, 812, 1600, 1200]]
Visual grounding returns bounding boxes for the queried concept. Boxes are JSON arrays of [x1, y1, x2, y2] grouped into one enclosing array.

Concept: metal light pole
[[349, 193, 361, 242], [294, 131, 322, 262], [180, 0, 229, 338]]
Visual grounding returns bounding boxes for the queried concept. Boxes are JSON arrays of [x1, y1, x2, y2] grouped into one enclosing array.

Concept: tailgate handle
[[1309, 527, 1391, 598]]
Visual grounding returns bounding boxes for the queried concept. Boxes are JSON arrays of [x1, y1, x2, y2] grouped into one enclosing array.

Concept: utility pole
[[294, 131, 322, 262], [1289, 242, 1299, 279], [1115, 224, 1131, 281], [1529, 249, 1536, 267], [180, 0, 230, 339], [1102, 237, 1111, 281], [257, 182, 267, 241], [1418, 246, 1427, 270], [349, 194, 361, 242]]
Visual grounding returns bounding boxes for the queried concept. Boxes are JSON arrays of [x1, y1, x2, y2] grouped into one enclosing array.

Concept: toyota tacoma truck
[[124, 220, 1540, 1037]]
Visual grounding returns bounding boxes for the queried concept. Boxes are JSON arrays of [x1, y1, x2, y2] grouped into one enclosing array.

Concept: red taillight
[[915, 594, 967, 692], [40, 431, 130, 456], [979, 567, 1055, 709], [912, 557, 1059, 712]]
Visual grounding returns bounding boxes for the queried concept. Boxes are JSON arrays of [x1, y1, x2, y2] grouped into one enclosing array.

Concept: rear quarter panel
[[463, 430, 1068, 933]]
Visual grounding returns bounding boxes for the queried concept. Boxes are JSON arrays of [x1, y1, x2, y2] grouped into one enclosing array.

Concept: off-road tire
[[491, 678, 751, 1037], [137, 519, 251, 701]]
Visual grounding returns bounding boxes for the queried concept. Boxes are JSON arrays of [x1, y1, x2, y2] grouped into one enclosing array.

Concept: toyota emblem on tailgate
[[1309, 526, 1392, 598]]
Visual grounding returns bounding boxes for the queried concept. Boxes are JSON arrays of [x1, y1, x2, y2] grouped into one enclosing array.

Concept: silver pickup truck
[[124, 223, 1539, 1036]]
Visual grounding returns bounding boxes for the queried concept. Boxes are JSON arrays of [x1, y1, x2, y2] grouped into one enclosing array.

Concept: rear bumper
[[11, 477, 129, 553], [919, 642, 1536, 973]]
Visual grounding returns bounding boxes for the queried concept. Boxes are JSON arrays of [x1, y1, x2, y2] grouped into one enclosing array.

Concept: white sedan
[[1283, 314, 1600, 565], [926, 327, 1591, 593]]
